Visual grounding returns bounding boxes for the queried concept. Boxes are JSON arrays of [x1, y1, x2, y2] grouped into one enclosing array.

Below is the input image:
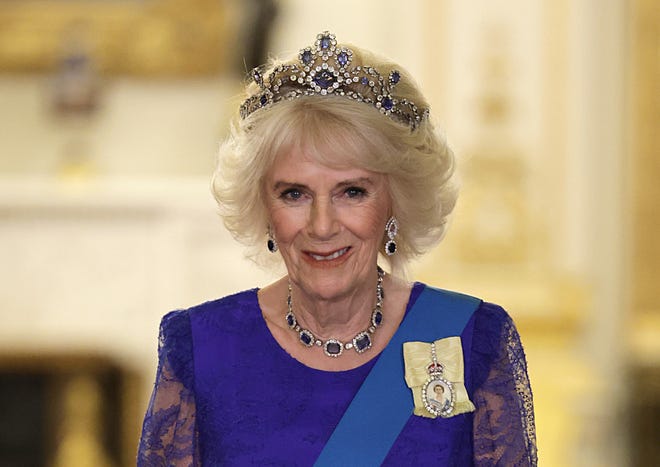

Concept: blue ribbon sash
[[314, 285, 481, 466]]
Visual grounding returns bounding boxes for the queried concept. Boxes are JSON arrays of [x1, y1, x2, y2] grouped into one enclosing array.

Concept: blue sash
[[314, 285, 480, 466]]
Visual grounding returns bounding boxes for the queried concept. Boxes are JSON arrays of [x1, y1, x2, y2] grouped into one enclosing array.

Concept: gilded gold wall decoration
[[0, 0, 236, 76]]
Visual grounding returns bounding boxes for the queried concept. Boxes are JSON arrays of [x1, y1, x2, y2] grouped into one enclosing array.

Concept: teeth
[[310, 247, 348, 261]]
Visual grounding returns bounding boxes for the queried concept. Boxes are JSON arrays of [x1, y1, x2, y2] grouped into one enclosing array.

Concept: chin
[[298, 264, 373, 298]]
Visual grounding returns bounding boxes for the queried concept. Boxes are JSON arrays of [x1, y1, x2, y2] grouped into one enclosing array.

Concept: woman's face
[[264, 147, 391, 301]]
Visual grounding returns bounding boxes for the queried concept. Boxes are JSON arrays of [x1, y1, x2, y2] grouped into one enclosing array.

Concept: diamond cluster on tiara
[[239, 31, 430, 131]]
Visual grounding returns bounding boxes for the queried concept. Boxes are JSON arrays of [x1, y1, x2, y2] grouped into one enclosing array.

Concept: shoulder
[[474, 301, 514, 328], [413, 283, 483, 311], [159, 309, 191, 341], [165, 288, 260, 323], [413, 283, 517, 341], [161, 289, 262, 344], [411, 282, 484, 322], [415, 282, 512, 323], [159, 289, 259, 334], [469, 301, 523, 366], [156, 289, 260, 372], [469, 300, 522, 348], [187, 288, 259, 315]]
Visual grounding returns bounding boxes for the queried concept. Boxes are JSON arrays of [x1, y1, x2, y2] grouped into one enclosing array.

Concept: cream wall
[[0, 77, 236, 176], [0, 0, 638, 465]]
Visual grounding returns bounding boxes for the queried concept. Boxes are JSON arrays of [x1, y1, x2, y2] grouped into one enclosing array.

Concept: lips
[[307, 247, 350, 262]]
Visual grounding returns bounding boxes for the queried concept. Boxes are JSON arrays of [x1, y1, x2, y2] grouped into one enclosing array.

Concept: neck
[[289, 272, 382, 341]]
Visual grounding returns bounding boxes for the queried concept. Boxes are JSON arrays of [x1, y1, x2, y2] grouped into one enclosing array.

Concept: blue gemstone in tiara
[[301, 49, 313, 65], [314, 70, 334, 89], [337, 50, 349, 67], [239, 31, 430, 131], [320, 35, 332, 50]]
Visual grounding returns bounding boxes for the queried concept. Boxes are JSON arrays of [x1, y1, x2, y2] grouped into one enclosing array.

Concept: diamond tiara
[[239, 31, 430, 131]]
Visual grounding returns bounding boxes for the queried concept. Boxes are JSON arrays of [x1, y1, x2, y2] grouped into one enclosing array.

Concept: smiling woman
[[265, 152, 390, 294], [138, 31, 537, 466]]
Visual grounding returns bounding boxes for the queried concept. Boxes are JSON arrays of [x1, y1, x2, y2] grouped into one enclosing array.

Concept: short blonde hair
[[212, 43, 457, 275]]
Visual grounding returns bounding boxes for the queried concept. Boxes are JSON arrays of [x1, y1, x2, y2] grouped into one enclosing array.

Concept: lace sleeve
[[137, 310, 199, 467], [471, 304, 538, 466]]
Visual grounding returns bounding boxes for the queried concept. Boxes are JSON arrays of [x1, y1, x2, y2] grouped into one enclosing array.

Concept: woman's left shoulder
[[414, 283, 512, 320], [468, 300, 528, 361], [415, 282, 518, 332], [473, 300, 515, 325]]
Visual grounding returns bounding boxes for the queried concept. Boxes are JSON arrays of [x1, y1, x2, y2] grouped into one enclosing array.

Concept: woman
[[138, 31, 537, 466]]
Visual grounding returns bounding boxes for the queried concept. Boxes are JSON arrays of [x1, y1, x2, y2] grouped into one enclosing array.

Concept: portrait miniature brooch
[[403, 337, 475, 419]]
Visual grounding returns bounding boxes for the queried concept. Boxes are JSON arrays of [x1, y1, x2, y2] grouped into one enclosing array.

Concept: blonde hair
[[212, 44, 457, 276]]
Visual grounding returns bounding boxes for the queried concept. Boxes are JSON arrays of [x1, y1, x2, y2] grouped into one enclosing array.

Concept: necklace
[[285, 267, 384, 358]]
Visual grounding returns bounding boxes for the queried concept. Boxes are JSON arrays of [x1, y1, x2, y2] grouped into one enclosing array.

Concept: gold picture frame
[[0, 0, 236, 76]]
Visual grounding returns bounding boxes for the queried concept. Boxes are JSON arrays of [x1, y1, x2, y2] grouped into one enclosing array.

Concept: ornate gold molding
[[0, 0, 235, 76]]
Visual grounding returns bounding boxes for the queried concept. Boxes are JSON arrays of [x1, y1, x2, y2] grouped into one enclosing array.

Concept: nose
[[308, 197, 339, 240]]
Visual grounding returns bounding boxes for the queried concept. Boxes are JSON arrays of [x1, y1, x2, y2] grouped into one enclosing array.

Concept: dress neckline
[[252, 282, 425, 375]]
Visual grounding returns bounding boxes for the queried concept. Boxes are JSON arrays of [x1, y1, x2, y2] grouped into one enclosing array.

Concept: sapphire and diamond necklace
[[285, 267, 384, 358]]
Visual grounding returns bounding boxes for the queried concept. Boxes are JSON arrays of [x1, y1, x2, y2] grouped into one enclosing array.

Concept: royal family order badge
[[421, 355, 455, 417], [403, 337, 475, 419]]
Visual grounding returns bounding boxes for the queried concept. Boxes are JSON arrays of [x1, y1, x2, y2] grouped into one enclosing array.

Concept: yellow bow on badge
[[403, 337, 475, 419]]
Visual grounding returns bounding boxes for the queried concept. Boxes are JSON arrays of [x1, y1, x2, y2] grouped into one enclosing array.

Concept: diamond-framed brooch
[[421, 343, 456, 417]]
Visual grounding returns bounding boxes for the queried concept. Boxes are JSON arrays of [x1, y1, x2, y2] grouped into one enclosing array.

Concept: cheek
[[269, 206, 305, 242], [345, 207, 387, 240]]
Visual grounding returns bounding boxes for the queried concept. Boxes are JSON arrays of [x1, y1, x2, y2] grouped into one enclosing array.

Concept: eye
[[345, 186, 367, 199], [280, 188, 303, 201]]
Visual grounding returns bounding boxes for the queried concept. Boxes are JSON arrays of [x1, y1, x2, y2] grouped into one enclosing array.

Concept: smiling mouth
[[308, 247, 350, 261]]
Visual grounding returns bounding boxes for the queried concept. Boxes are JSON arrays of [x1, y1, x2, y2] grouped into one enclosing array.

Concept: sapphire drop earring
[[267, 227, 278, 253], [384, 217, 398, 256]]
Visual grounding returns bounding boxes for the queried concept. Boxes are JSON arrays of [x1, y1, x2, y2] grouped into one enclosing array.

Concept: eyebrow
[[271, 177, 375, 192]]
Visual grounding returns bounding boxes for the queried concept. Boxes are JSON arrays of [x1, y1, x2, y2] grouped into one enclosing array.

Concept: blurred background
[[0, 0, 657, 465]]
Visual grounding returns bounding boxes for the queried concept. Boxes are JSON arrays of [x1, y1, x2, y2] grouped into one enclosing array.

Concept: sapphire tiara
[[239, 31, 430, 131]]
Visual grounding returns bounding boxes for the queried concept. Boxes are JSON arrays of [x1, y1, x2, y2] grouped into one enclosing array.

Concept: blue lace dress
[[138, 283, 537, 466]]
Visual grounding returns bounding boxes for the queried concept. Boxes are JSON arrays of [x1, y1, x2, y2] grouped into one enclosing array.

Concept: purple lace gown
[[138, 283, 537, 466]]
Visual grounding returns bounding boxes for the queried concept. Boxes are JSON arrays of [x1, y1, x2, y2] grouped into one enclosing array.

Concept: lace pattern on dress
[[137, 311, 199, 467], [505, 315, 538, 466], [472, 305, 538, 466]]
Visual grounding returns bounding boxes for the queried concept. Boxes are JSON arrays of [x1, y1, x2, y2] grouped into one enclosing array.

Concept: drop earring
[[267, 227, 278, 253], [384, 216, 398, 256]]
